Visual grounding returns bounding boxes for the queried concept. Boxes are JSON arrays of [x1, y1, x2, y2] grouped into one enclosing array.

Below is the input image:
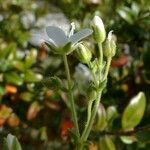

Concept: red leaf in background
[[5, 85, 17, 94], [26, 102, 41, 121], [0, 117, 6, 127], [61, 119, 74, 139], [111, 55, 128, 68], [7, 113, 20, 127]]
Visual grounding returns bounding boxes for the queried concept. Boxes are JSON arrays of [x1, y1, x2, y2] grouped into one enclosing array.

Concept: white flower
[[44, 26, 93, 55]]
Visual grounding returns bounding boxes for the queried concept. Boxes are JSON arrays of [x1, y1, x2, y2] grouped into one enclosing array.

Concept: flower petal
[[46, 26, 68, 46], [69, 28, 93, 44]]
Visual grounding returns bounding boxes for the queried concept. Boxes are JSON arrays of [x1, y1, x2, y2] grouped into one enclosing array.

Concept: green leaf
[[41, 76, 63, 91], [3, 134, 22, 150], [39, 127, 48, 141], [98, 136, 116, 150], [12, 60, 25, 72], [0, 86, 5, 95], [106, 106, 118, 126], [25, 49, 37, 69], [0, 43, 16, 59], [19, 92, 33, 102], [131, 2, 140, 17], [117, 7, 134, 24], [24, 70, 42, 82], [122, 92, 146, 129], [120, 136, 136, 144], [5, 72, 23, 86]]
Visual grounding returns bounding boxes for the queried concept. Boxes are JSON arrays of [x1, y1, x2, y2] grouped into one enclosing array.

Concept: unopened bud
[[91, 16, 106, 43], [95, 104, 107, 131], [76, 43, 92, 64], [104, 31, 116, 58], [87, 90, 97, 101]]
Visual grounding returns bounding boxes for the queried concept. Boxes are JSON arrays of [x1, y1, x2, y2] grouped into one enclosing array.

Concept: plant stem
[[87, 100, 93, 125], [98, 43, 103, 67], [98, 43, 103, 80], [80, 91, 102, 144], [103, 57, 112, 80], [63, 54, 80, 138], [79, 56, 112, 149]]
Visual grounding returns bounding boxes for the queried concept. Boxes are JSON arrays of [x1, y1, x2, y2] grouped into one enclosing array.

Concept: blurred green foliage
[[0, 0, 150, 149]]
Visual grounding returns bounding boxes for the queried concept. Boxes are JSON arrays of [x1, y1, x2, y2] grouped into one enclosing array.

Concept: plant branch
[[91, 124, 150, 139], [79, 55, 112, 149]]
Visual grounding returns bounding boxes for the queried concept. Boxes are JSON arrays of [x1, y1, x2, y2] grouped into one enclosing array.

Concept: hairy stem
[[63, 54, 80, 138], [79, 56, 112, 149]]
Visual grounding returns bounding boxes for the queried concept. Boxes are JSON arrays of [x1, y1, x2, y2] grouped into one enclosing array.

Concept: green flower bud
[[76, 43, 92, 64], [91, 15, 106, 43], [95, 104, 107, 131], [104, 31, 116, 58], [87, 90, 97, 101]]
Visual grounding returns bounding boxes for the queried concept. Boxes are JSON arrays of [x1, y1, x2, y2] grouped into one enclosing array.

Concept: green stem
[[98, 43, 103, 67], [98, 43, 103, 80], [103, 57, 112, 80], [79, 57, 112, 149], [80, 91, 102, 144], [63, 54, 80, 138], [87, 100, 93, 125]]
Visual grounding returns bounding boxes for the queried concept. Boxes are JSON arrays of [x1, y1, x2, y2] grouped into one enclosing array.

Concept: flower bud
[[91, 15, 106, 43], [76, 43, 92, 64], [95, 104, 107, 131], [104, 31, 116, 58], [87, 90, 97, 101]]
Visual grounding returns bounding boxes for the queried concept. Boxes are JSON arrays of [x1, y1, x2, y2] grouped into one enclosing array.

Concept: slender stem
[[98, 43, 103, 67], [87, 100, 93, 125], [80, 91, 102, 144], [63, 54, 80, 138], [103, 57, 112, 80], [98, 43, 103, 80]]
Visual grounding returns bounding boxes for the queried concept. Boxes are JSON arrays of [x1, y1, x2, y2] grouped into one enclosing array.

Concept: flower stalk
[[63, 54, 80, 138]]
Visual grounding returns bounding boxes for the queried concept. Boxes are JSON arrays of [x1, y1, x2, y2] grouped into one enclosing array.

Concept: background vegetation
[[0, 0, 150, 149]]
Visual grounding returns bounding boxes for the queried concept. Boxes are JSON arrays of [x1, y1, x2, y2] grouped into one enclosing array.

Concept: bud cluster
[[91, 15, 116, 58]]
